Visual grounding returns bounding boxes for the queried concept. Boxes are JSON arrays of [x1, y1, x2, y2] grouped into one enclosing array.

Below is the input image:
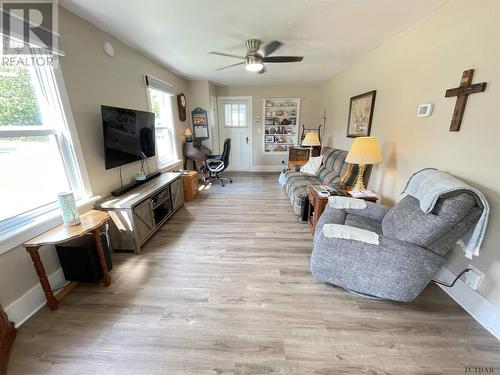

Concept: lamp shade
[[302, 132, 321, 147], [184, 128, 193, 137], [346, 137, 383, 165]]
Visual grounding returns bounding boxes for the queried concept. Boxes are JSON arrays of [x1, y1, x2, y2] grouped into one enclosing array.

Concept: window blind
[[144, 74, 175, 96]]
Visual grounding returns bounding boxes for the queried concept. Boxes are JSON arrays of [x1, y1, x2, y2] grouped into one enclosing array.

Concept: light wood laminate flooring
[[8, 173, 500, 374]]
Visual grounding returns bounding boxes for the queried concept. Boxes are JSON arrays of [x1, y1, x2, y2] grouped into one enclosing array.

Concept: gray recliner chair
[[311, 192, 483, 302]]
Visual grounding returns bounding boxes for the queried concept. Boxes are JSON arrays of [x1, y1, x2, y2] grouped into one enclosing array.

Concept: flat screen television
[[101, 105, 156, 170]]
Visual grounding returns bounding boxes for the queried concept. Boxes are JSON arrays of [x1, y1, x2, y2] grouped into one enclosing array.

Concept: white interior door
[[217, 97, 252, 171]]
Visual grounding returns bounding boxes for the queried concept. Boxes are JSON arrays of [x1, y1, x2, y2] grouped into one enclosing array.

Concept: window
[[224, 103, 247, 127], [147, 87, 178, 168], [0, 62, 87, 234]]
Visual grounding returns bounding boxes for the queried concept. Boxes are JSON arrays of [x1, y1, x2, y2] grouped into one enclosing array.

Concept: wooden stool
[[182, 171, 198, 201]]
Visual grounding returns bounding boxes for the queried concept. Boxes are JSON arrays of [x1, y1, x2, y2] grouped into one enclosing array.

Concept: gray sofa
[[311, 191, 483, 302]]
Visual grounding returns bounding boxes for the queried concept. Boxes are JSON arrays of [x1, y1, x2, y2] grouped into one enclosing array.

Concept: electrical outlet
[[464, 264, 484, 290]]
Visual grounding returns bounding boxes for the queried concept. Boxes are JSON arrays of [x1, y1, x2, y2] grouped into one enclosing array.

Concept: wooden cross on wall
[[445, 69, 487, 131]]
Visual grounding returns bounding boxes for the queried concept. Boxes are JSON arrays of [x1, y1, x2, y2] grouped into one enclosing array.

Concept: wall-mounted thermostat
[[417, 103, 433, 117]]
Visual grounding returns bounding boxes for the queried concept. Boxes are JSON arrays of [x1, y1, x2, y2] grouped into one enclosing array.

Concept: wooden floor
[[8, 173, 500, 375]]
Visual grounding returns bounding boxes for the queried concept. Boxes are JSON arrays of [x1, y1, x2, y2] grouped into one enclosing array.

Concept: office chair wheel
[[221, 181, 225, 187]]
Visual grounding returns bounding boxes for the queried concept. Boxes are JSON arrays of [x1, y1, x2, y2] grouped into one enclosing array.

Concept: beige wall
[[186, 80, 218, 152], [320, 0, 500, 308], [59, 8, 189, 197], [215, 84, 324, 168], [0, 7, 189, 309]]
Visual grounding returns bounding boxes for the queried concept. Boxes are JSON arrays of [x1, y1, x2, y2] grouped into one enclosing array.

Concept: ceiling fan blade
[[263, 56, 304, 63], [209, 51, 245, 59], [259, 40, 282, 57], [215, 61, 245, 71]]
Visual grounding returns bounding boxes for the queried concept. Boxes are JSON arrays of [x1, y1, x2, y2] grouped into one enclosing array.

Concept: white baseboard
[[436, 266, 500, 340], [5, 267, 67, 327], [251, 165, 283, 172]]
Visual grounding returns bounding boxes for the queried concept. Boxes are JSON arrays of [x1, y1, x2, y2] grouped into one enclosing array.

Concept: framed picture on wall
[[346, 90, 376, 138]]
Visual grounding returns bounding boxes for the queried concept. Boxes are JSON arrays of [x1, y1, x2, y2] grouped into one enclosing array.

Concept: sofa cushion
[[381, 193, 477, 248], [317, 147, 359, 186], [283, 171, 322, 216], [300, 155, 323, 175], [316, 166, 342, 185], [322, 148, 348, 175], [339, 162, 359, 187]]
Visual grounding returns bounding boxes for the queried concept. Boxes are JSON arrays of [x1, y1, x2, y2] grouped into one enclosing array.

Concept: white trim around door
[[217, 96, 253, 171]]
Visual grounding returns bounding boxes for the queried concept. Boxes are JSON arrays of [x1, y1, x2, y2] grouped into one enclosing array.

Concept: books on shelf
[[263, 98, 301, 154]]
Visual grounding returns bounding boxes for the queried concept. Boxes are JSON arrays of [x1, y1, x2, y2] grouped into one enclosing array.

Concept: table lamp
[[184, 128, 193, 142], [302, 132, 321, 158], [345, 136, 383, 191]]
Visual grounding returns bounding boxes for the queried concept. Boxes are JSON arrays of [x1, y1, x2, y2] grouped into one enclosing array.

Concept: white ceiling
[[60, 0, 447, 86]]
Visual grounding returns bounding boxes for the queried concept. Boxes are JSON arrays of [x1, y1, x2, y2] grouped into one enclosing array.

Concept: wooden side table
[[23, 209, 111, 311], [307, 187, 378, 234], [182, 170, 198, 201]]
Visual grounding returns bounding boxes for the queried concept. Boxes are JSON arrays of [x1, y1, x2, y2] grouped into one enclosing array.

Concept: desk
[[23, 210, 111, 311], [307, 187, 378, 233], [182, 142, 211, 171]]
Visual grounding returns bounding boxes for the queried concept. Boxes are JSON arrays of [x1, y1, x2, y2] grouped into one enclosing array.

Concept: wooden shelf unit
[[100, 173, 184, 254], [262, 98, 301, 154]]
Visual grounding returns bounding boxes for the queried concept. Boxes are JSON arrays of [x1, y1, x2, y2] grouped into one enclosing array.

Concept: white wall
[[320, 0, 500, 309]]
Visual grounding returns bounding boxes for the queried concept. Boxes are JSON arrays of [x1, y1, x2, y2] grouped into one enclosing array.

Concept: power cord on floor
[[433, 268, 471, 288]]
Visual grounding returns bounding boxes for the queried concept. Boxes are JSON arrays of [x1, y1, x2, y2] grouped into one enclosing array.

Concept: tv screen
[[101, 105, 156, 170]]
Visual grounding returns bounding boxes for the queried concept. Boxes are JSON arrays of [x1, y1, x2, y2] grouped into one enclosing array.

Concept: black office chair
[[205, 138, 232, 186]]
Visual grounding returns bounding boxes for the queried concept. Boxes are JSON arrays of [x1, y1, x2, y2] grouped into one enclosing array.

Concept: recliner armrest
[[314, 205, 347, 245], [343, 201, 391, 222]]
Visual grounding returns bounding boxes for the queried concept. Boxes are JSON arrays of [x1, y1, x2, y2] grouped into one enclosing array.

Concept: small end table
[[23, 209, 111, 311], [307, 187, 378, 234]]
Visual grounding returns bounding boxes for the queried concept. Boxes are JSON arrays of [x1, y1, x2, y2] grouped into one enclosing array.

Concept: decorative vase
[[57, 192, 81, 226]]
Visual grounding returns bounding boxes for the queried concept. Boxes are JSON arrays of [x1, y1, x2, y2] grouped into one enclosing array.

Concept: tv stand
[[111, 171, 161, 196], [101, 172, 183, 254]]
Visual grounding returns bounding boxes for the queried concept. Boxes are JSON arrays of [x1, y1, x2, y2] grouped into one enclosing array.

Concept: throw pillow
[[300, 155, 323, 175]]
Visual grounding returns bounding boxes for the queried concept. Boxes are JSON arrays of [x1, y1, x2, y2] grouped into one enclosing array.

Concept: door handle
[[246, 137, 249, 144]]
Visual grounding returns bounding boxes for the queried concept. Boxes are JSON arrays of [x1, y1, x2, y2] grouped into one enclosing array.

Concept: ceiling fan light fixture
[[245, 62, 264, 72], [245, 56, 264, 72]]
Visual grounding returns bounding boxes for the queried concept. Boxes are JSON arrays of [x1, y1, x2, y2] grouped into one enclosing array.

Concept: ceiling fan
[[210, 39, 303, 74]]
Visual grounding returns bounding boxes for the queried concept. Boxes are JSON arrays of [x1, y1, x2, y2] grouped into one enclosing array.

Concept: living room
[[0, 0, 499, 374]]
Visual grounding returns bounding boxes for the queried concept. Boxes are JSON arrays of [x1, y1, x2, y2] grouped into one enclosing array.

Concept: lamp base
[[352, 164, 366, 191]]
